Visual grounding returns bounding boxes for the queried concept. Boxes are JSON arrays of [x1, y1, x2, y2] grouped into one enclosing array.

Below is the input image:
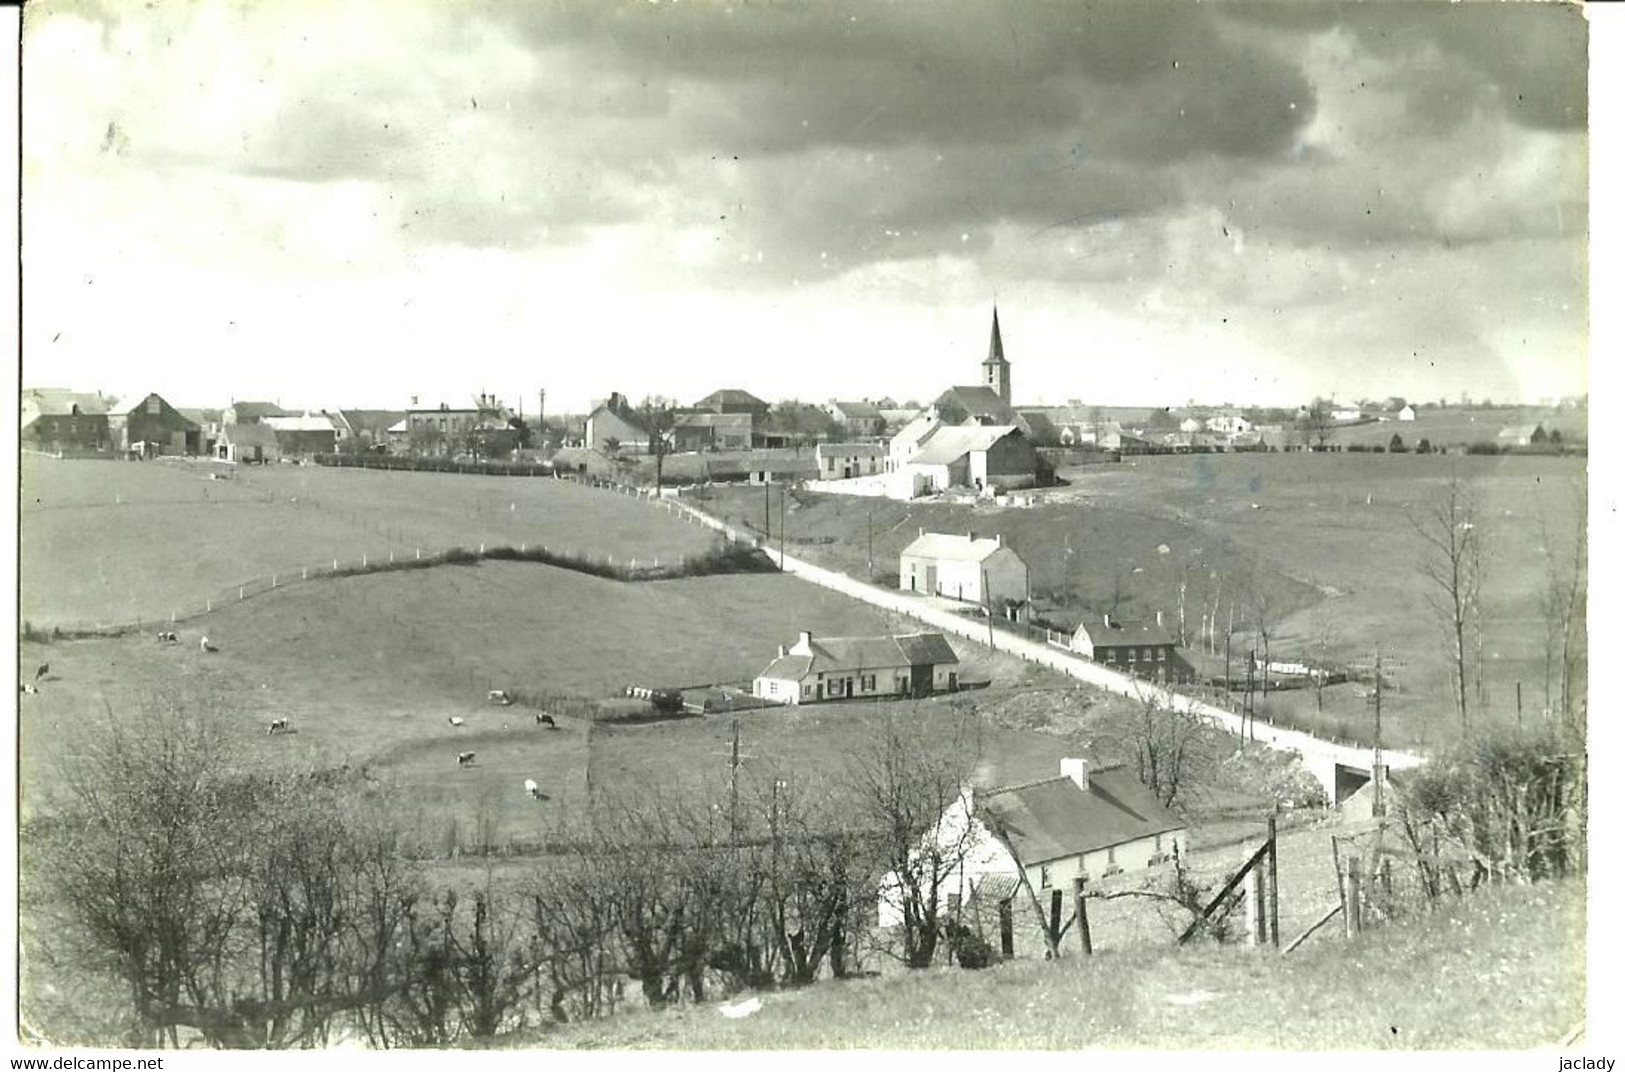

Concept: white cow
[[448, 716, 465, 727], [524, 778, 541, 799]]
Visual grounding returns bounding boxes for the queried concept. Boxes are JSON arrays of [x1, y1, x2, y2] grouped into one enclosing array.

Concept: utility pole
[[764, 479, 771, 539], [1244, 650, 1256, 741], [779, 485, 786, 570], [1373, 650, 1386, 819], [867, 507, 874, 583], [983, 568, 995, 649]]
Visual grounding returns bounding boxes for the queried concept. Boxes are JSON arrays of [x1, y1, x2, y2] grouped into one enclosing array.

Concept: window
[[1142, 648, 1152, 662], [861, 674, 875, 691], [1039, 864, 1051, 888], [1157, 648, 1167, 662], [1154, 833, 1163, 854], [146, 397, 161, 415], [1127, 649, 1136, 664], [1104, 650, 1115, 663], [1107, 845, 1117, 866]]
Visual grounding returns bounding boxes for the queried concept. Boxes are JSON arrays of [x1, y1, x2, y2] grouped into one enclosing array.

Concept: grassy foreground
[[526, 879, 1584, 1050]]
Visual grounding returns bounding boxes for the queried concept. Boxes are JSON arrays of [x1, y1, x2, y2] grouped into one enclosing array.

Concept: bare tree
[[1541, 484, 1588, 733], [1113, 686, 1216, 809], [847, 715, 981, 969], [1410, 475, 1481, 729], [1308, 587, 1340, 713]]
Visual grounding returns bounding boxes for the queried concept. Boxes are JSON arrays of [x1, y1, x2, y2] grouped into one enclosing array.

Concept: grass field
[[20, 455, 722, 627], [17, 558, 1069, 846], [692, 452, 1587, 749], [527, 877, 1584, 1049], [1315, 405, 1587, 449]]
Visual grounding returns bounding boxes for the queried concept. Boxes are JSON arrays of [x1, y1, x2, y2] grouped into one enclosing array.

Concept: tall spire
[[986, 305, 1007, 365]]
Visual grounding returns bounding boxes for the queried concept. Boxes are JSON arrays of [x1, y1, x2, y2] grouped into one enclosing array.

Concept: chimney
[[995, 533, 1002, 546], [1061, 758, 1089, 791], [1104, 612, 1113, 628], [1156, 610, 1164, 628], [778, 644, 787, 659], [968, 531, 978, 542], [798, 631, 812, 650]]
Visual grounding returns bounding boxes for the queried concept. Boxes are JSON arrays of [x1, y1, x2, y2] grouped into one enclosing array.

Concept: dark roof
[[911, 424, 1021, 466], [832, 400, 883, 419], [936, 386, 1028, 431], [753, 457, 820, 476], [696, 388, 770, 410], [985, 307, 1008, 366], [894, 632, 959, 666], [220, 423, 279, 449], [1074, 618, 1176, 648], [978, 767, 1185, 865], [23, 389, 111, 416], [228, 401, 288, 419], [759, 655, 814, 680], [340, 409, 409, 435]]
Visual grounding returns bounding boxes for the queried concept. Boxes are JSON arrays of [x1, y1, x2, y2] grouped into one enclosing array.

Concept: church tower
[[982, 306, 1011, 403]]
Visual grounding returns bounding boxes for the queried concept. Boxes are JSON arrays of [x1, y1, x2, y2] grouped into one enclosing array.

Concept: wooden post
[[238, 586, 244, 601], [1345, 858, 1363, 938], [1073, 878, 1092, 955], [998, 900, 1014, 959], [1244, 866, 1265, 946], [1267, 814, 1280, 948], [1048, 889, 1063, 954]]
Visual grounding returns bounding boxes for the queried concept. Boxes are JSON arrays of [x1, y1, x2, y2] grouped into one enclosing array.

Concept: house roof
[[22, 389, 111, 416], [937, 386, 1024, 427], [588, 402, 651, 434], [221, 423, 280, 449], [901, 531, 1012, 565], [977, 766, 1186, 865], [759, 655, 815, 680], [340, 409, 409, 435], [120, 394, 201, 429], [967, 873, 1021, 907], [1074, 617, 1176, 648], [911, 424, 1021, 467], [818, 442, 887, 458], [893, 632, 960, 666], [263, 414, 340, 433], [889, 414, 942, 453], [759, 631, 959, 680], [674, 411, 752, 431], [831, 400, 883, 420], [228, 401, 288, 419], [696, 388, 770, 410], [752, 457, 820, 476]]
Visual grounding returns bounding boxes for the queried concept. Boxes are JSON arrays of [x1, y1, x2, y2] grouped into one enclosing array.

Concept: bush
[[944, 920, 995, 969], [1466, 441, 1503, 456]]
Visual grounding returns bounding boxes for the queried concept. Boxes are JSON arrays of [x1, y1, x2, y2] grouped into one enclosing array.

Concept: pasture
[[694, 453, 1587, 748], [16, 558, 1066, 847], [20, 454, 721, 628]]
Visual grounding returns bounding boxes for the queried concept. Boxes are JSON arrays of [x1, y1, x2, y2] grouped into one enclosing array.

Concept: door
[[816, 683, 824, 701]]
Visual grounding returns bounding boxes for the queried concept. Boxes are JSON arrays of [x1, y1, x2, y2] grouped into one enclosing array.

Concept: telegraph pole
[[983, 568, 995, 648], [779, 485, 786, 570], [867, 507, 874, 583], [1373, 651, 1386, 819]]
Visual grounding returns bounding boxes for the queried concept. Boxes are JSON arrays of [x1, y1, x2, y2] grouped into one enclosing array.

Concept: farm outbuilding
[[111, 393, 203, 456], [263, 413, 340, 456], [899, 530, 1029, 609], [878, 757, 1188, 936], [753, 629, 959, 704], [217, 422, 282, 464], [815, 442, 887, 480], [901, 424, 1042, 496]]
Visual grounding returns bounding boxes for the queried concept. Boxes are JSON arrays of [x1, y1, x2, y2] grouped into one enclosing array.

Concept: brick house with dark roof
[[753, 629, 960, 703], [1072, 613, 1192, 683]]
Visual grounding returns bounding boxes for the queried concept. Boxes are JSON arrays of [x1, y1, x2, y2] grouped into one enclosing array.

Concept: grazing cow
[[448, 716, 465, 727], [20, 683, 38, 695], [523, 778, 540, 799], [488, 690, 512, 705], [34, 663, 49, 681], [267, 718, 290, 735], [457, 751, 476, 767], [537, 713, 558, 729], [157, 631, 178, 643], [201, 636, 219, 653]]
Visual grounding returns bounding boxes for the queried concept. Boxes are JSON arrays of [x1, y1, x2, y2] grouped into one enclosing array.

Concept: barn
[[110, 393, 203, 457], [217, 422, 282, 464]]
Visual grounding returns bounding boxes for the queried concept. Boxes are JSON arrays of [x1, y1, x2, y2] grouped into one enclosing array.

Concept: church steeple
[[982, 305, 1011, 403]]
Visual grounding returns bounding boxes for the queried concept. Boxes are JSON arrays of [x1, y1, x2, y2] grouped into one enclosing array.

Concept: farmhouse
[[584, 393, 652, 454], [338, 409, 409, 451], [899, 530, 1029, 609], [815, 441, 886, 479], [110, 393, 203, 456], [826, 400, 886, 438], [746, 457, 819, 485], [20, 390, 112, 453], [1072, 613, 1189, 682], [406, 395, 511, 455], [902, 424, 1043, 496], [752, 630, 960, 704], [671, 411, 753, 452], [693, 388, 772, 420], [1206, 411, 1253, 435], [216, 422, 282, 464], [1398, 404, 1417, 421], [879, 758, 1188, 933], [263, 413, 340, 456]]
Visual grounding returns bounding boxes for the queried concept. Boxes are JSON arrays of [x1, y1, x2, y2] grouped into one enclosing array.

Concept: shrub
[[1466, 441, 1503, 456]]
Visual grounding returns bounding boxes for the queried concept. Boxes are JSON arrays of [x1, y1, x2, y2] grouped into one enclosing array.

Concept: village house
[[109, 393, 204, 457], [671, 410, 753, 452], [216, 422, 282, 464], [263, 413, 340, 456], [1178, 416, 1205, 434], [338, 409, 409, 452], [693, 387, 772, 421], [1397, 404, 1417, 422], [899, 530, 1029, 610], [901, 424, 1043, 496], [746, 456, 820, 485], [406, 395, 511, 456], [815, 441, 887, 479], [582, 392, 651, 454], [753, 630, 960, 704], [1205, 411, 1253, 436], [879, 758, 1188, 940], [20, 389, 113, 453], [825, 400, 887, 438], [1071, 613, 1189, 683], [1497, 423, 1545, 447]]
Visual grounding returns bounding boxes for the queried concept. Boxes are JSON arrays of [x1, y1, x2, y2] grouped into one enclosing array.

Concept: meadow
[[20, 454, 721, 628], [694, 452, 1587, 749]]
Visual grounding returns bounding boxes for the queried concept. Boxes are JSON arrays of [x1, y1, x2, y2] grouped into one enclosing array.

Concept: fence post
[[1048, 889, 1063, 954], [999, 900, 1015, 959], [334, 559, 339, 571], [479, 543, 485, 554], [417, 548, 421, 560], [272, 573, 277, 588], [362, 553, 368, 568], [238, 586, 244, 601], [1267, 813, 1280, 948], [207, 598, 212, 612], [1073, 877, 1092, 955], [1345, 858, 1363, 938], [1244, 866, 1266, 946]]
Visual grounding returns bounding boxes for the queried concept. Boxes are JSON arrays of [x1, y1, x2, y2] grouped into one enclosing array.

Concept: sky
[[21, 0, 1590, 415]]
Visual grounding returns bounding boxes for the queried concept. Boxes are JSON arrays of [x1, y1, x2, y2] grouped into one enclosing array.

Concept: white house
[[825, 400, 887, 438], [899, 530, 1029, 609], [885, 413, 943, 469], [216, 422, 281, 464], [1332, 406, 1364, 422], [878, 758, 1188, 933], [899, 424, 1042, 496], [1398, 404, 1417, 421], [1206, 411, 1253, 435], [753, 630, 960, 704], [815, 441, 887, 480]]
